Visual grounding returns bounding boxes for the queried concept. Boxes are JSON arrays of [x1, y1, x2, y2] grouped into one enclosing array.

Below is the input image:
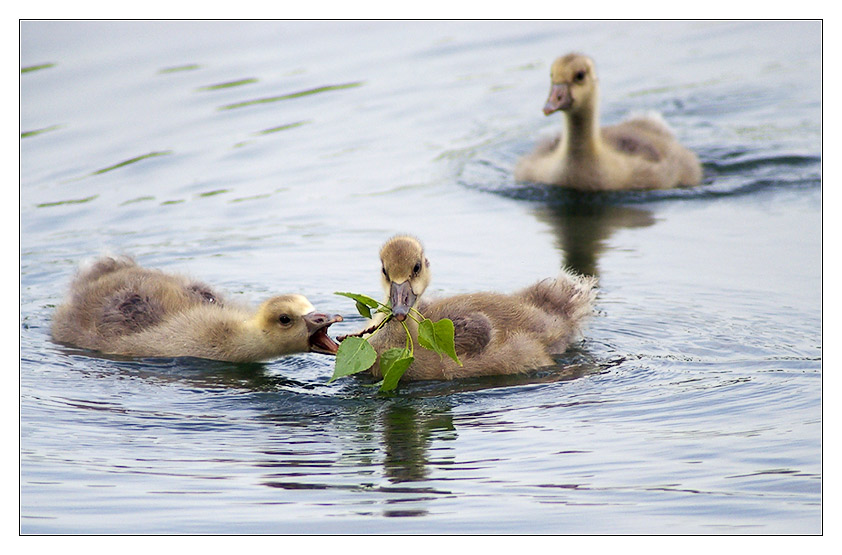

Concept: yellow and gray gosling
[[359, 235, 596, 381], [51, 256, 342, 362], [516, 52, 702, 190]]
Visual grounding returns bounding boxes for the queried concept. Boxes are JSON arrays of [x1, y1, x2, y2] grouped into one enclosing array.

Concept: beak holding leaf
[[389, 280, 417, 322]]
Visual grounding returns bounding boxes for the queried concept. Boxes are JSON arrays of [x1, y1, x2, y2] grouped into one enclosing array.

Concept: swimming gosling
[[360, 236, 596, 381], [515, 52, 702, 190], [51, 256, 342, 362]]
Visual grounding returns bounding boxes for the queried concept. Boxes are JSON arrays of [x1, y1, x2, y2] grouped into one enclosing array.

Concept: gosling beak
[[303, 312, 343, 355], [389, 280, 417, 322], [543, 83, 572, 115]]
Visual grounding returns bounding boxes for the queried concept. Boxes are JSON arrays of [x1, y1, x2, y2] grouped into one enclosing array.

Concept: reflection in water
[[533, 197, 656, 276], [58, 338, 602, 521], [381, 401, 455, 484], [256, 396, 458, 519], [379, 402, 457, 518]]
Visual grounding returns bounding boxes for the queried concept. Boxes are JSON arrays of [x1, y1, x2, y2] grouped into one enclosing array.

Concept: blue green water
[[20, 20, 821, 533]]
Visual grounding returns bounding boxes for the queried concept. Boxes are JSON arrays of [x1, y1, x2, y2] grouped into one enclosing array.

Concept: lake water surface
[[20, 20, 821, 534]]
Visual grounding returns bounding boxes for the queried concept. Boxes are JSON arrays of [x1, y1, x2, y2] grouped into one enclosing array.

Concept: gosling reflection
[[381, 402, 456, 484], [533, 199, 656, 276]]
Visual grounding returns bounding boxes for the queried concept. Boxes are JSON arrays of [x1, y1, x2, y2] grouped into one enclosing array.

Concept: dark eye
[[278, 315, 292, 325], [575, 70, 586, 82], [413, 262, 421, 275], [382, 267, 388, 278]]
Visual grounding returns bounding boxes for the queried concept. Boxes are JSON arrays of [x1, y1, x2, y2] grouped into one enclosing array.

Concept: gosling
[[361, 236, 596, 381], [515, 52, 702, 190], [51, 256, 342, 362]]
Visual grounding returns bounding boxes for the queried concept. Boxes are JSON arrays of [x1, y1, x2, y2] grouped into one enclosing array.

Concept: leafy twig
[[336, 318, 389, 342], [330, 290, 461, 391]]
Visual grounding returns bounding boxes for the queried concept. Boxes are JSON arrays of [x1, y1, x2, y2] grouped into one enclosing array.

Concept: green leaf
[[334, 291, 380, 308], [355, 301, 372, 319], [336, 291, 387, 319], [418, 318, 462, 366], [378, 348, 414, 391], [329, 337, 377, 382]]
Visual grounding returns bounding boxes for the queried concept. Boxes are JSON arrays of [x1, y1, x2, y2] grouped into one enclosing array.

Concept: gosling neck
[[229, 317, 275, 361], [560, 99, 601, 160]]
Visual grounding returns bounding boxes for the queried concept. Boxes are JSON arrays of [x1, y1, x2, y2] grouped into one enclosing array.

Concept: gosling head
[[379, 235, 431, 322], [254, 294, 343, 356], [543, 53, 597, 116]]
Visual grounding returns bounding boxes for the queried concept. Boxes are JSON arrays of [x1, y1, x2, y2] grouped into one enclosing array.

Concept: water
[[20, 21, 821, 534]]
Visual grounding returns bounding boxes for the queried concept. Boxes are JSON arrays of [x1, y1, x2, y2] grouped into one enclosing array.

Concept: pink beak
[[543, 83, 573, 115]]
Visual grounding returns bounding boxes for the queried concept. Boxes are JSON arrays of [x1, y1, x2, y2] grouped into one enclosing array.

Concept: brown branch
[[337, 316, 391, 342]]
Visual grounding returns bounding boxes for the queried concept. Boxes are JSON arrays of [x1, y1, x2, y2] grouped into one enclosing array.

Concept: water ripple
[[219, 81, 364, 111]]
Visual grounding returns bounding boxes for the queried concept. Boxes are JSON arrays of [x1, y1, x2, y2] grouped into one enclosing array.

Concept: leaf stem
[[405, 306, 428, 324], [400, 319, 414, 356]]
